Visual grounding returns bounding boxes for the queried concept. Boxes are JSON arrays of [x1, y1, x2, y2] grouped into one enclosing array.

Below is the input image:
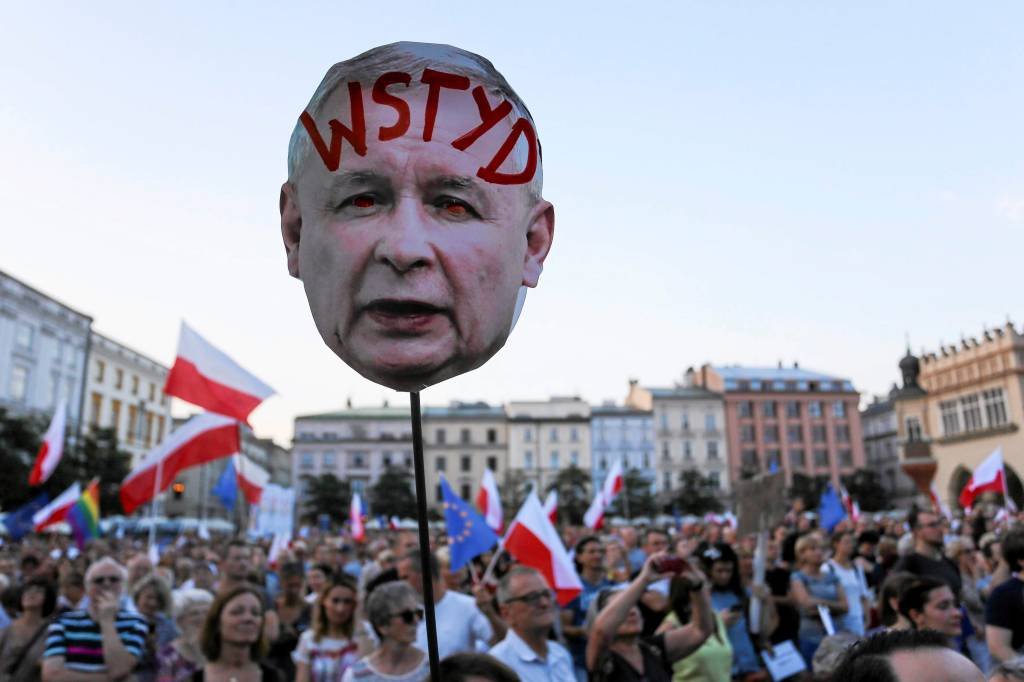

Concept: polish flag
[[929, 483, 952, 520], [475, 468, 504, 533], [350, 492, 366, 543], [388, 516, 401, 530], [29, 403, 67, 486], [164, 322, 275, 424], [32, 481, 82, 531], [234, 454, 270, 505], [583, 460, 624, 530], [839, 485, 861, 524], [542, 490, 558, 525], [959, 447, 1014, 510], [504, 491, 581, 606], [120, 413, 240, 514]]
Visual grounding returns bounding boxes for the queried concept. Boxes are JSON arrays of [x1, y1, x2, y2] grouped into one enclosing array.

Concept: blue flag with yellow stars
[[441, 476, 498, 571]]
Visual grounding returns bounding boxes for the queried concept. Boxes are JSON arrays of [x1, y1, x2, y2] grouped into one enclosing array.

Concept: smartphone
[[654, 556, 690, 574]]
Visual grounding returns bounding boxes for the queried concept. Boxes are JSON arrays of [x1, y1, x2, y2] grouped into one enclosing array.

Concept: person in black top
[[192, 585, 282, 682], [586, 552, 714, 682], [892, 510, 962, 597], [986, 526, 1024, 665]]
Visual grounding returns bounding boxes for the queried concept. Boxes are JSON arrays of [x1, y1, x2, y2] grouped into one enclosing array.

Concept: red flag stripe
[[504, 522, 581, 606], [165, 358, 265, 424], [29, 442, 50, 487]]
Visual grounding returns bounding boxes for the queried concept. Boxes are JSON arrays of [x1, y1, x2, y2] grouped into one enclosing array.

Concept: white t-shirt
[[414, 590, 493, 660], [827, 559, 868, 636], [292, 630, 360, 682]]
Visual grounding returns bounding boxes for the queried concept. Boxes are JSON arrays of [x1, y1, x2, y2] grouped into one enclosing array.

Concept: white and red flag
[[164, 322, 275, 424], [29, 403, 67, 486], [839, 485, 861, 524], [32, 481, 82, 531], [959, 447, 1015, 510], [120, 412, 241, 514], [542, 490, 558, 525], [234, 454, 270, 505], [475, 468, 504, 533], [503, 491, 582, 606], [929, 482, 952, 520], [583, 459, 624, 530], [350, 492, 366, 543]]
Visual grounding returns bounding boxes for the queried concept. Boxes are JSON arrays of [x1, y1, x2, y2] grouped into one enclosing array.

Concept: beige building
[[506, 397, 591, 494], [895, 323, 1024, 508], [422, 402, 507, 511]]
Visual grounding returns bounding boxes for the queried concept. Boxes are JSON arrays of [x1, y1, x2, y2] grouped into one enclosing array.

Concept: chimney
[[777, 360, 783, 369], [793, 361, 799, 369]]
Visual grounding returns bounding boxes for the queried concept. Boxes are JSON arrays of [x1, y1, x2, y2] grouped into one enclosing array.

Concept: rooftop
[[423, 402, 504, 418], [591, 404, 653, 416], [295, 406, 411, 421], [647, 386, 722, 400], [713, 365, 856, 393]]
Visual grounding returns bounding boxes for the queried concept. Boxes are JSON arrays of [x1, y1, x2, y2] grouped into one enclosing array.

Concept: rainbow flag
[[66, 479, 100, 549]]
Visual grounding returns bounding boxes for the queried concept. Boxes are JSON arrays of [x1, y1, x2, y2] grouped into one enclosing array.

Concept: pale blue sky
[[2, 2, 1022, 444]]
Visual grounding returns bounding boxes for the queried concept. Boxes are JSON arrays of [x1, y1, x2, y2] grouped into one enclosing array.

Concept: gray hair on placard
[[287, 41, 542, 202]]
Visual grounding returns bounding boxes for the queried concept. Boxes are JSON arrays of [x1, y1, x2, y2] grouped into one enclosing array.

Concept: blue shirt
[[710, 590, 760, 675], [565, 575, 612, 667]]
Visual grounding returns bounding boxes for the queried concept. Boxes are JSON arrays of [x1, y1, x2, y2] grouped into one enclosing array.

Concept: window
[[550, 451, 559, 468], [352, 452, 366, 468], [814, 449, 830, 467], [14, 322, 33, 350], [436, 456, 447, 471], [741, 450, 758, 469], [131, 375, 139, 396], [570, 427, 579, 442], [835, 425, 850, 442], [839, 449, 853, 467], [525, 451, 534, 469], [148, 383, 156, 402], [708, 471, 720, 489], [764, 425, 779, 443], [663, 471, 671, 491], [436, 429, 446, 444], [115, 369, 124, 390], [707, 441, 719, 459], [940, 400, 961, 436], [643, 452, 650, 468], [705, 413, 717, 431], [983, 389, 1008, 428], [660, 412, 668, 429], [737, 401, 753, 418], [460, 428, 471, 444], [352, 479, 366, 495], [461, 455, 471, 472], [8, 365, 27, 402], [762, 401, 777, 418], [461, 483, 472, 500], [323, 451, 336, 468], [961, 395, 983, 432], [487, 428, 497, 444], [110, 399, 122, 430], [487, 456, 498, 471], [740, 424, 756, 442], [300, 452, 314, 470], [145, 413, 154, 446], [95, 360, 106, 382], [127, 405, 138, 443], [156, 415, 165, 442], [662, 443, 671, 461], [833, 401, 846, 418], [90, 392, 103, 426], [549, 428, 558, 442], [808, 401, 822, 418], [789, 449, 806, 468], [524, 428, 533, 442], [812, 425, 828, 443], [683, 441, 693, 460], [681, 412, 690, 430], [786, 401, 801, 419], [787, 425, 804, 442], [766, 450, 781, 470], [570, 450, 579, 466]]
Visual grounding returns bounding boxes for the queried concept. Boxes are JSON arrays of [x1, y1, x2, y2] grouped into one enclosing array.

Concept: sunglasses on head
[[91, 576, 122, 586], [392, 608, 424, 625]]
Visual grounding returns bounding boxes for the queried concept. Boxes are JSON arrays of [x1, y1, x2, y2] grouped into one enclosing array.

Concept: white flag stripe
[[178, 322, 275, 399]]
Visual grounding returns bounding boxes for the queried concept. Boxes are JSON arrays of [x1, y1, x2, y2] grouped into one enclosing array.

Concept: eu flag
[[441, 477, 498, 571], [212, 459, 237, 511], [3, 493, 50, 541], [818, 484, 847, 532]]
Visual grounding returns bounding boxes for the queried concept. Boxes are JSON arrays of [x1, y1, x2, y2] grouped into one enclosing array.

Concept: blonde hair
[[795, 534, 821, 558]]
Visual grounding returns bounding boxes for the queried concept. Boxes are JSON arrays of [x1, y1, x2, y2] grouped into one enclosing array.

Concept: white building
[[292, 406, 413, 502], [506, 397, 591, 493], [0, 269, 91, 429], [591, 402, 654, 492], [423, 402, 507, 511], [85, 331, 172, 466]]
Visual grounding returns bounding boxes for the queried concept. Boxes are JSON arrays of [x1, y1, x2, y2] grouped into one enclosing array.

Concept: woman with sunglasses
[[295, 574, 367, 682], [342, 581, 429, 682]]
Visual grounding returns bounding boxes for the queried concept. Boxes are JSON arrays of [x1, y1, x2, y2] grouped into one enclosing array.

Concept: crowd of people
[[0, 502, 1020, 681]]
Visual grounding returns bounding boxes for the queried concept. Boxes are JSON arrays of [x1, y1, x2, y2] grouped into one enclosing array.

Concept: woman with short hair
[[341, 581, 429, 682], [789, 534, 848, 665], [157, 588, 213, 682]]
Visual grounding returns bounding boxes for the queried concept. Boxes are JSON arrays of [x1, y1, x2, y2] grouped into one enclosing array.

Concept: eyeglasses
[[391, 608, 424, 625], [505, 589, 554, 607], [90, 576, 122, 586]]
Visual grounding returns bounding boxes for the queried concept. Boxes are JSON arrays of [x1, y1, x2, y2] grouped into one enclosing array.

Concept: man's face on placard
[[282, 77, 554, 391]]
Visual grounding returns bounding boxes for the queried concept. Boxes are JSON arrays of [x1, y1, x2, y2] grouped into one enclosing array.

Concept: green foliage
[[841, 468, 890, 512], [368, 466, 417, 519], [502, 469, 531, 521], [672, 470, 723, 515], [609, 467, 657, 518], [300, 473, 352, 525], [545, 464, 591, 526]]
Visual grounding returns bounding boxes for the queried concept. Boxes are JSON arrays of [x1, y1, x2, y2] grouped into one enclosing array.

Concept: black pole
[[409, 392, 440, 680]]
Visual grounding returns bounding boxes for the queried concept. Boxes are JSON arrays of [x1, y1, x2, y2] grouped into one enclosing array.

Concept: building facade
[[506, 397, 591, 495], [590, 403, 654, 492], [895, 324, 1024, 508], [861, 392, 916, 507], [422, 402, 507, 510], [292, 406, 413, 504], [85, 332, 172, 467], [0, 269, 91, 429], [625, 379, 727, 497], [692, 364, 865, 489]]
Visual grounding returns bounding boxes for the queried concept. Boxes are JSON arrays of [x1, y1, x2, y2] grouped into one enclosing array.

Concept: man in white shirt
[[398, 550, 499, 659], [489, 567, 575, 682]]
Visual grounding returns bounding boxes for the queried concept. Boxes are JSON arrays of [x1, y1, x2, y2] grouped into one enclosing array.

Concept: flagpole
[[148, 459, 162, 550], [409, 392, 440, 681]]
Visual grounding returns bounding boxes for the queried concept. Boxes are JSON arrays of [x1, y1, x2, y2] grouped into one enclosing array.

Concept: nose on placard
[[374, 208, 435, 273]]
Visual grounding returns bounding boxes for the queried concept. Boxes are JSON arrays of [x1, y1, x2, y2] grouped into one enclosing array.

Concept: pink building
[[690, 364, 866, 488]]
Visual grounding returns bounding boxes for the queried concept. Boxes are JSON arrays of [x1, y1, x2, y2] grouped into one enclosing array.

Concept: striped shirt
[[43, 608, 148, 672]]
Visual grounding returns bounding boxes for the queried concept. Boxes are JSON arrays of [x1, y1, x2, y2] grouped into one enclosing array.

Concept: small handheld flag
[[66, 479, 101, 550], [441, 477, 498, 572]]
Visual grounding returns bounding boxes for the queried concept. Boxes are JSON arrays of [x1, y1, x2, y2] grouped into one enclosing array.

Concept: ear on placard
[[280, 183, 302, 279], [521, 200, 555, 288]]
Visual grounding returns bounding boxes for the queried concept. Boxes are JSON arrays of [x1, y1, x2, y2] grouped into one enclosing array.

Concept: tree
[[609, 467, 657, 518], [368, 466, 417, 519], [502, 469, 532, 521], [788, 472, 830, 511], [841, 469, 890, 512], [545, 465, 591, 526], [672, 470, 723, 516], [300, 473, 351, 525]]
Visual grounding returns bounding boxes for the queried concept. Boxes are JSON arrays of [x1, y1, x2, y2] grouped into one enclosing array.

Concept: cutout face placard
[[281, 42, 554, 391]]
